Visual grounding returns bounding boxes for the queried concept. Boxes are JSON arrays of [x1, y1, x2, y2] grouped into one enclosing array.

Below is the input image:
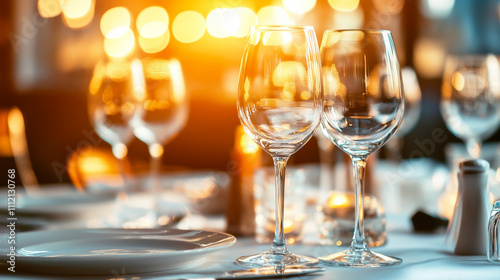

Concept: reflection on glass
[[88, 59, 135, 189], [130, 58, 188, 228], [236, 26, 322, 267], [441, 54, 500, 158], [319, 29, 404, 267]]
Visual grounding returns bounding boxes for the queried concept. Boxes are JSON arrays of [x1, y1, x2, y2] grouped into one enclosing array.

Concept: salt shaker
[[446, 159, 491, 255], [488, 200, 500, 263]]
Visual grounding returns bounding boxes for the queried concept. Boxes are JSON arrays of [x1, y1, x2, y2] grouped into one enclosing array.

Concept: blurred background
[[1, 0, 500, 184]]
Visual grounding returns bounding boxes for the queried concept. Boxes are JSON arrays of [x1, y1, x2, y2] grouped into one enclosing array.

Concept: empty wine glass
[[441, 54, 500, 159], [236, 26, 322, 267], [319, 29, 404, 267], [385, 67, 421, 161], [130, 58, 188, 227], [88, 59, 135, 190]]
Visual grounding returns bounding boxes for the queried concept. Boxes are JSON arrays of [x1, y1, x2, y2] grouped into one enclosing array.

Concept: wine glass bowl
[[319, 29, 404, 267], [88, 59, 136, 186], [441, 54, 500, 158], [129, 57, 188, 228], [131, 58, 188, 146], [236, 25, 322, 267]]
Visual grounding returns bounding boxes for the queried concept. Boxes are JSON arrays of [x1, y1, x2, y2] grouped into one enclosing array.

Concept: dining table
[[0, 168, 499, 280], [1, 215, 498, 279]]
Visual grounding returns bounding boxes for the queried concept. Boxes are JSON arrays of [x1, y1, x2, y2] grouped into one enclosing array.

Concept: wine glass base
[[236, 251, 319, 267], [319, 248, 402, 267]]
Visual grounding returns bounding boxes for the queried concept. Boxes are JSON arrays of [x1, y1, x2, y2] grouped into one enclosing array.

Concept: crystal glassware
[[441, 54, 500, 158], [130, 58, 188, 227], [319, 29, 404, 267], [236, 25, 323, 267], [88, 59, 136, 190], [488, 200, 500, 263]]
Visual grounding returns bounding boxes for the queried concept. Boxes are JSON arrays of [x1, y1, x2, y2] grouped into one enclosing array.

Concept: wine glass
[[385, 67, 421, 161], [236, 26, 322, 267], [130, 58, 188, 227], [441, 54, 500, 159], [319, 29, 404, 267], [88, 59, 135, 190]]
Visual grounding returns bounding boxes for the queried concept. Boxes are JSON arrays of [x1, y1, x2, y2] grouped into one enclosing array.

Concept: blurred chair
[[0, 107, 38, 192]]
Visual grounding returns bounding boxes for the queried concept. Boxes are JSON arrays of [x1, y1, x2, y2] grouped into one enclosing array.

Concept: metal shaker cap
[[459, 159, 490, 174]]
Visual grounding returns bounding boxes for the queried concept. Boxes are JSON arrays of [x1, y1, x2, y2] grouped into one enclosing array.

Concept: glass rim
[[323, 28, 392, 34], [251, 25, 314, 31]]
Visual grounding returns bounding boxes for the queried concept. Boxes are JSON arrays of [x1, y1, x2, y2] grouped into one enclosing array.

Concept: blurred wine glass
[[130, 58, 188, 227], [441, 54, 500, 159], [319, 29, 404, 267], [385, 67, 422, 161], [236, 25, 322, 267], [88, 59, 136, 190]]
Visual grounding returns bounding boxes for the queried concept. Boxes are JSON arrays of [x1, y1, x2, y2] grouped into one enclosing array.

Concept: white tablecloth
[[1, 227, 498, 280]]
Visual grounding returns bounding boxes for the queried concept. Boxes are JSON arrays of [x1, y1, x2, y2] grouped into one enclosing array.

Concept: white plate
[[0, 184, 114, 221], [0, 228, 236, 275]]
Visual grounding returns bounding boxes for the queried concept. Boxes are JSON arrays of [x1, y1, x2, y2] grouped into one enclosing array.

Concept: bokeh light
[[231, 7, 256, 38], [100, 7, 131, 39], [328, 0, 360, 12], [283, 0, 316, 14], [172, 11, 206, 43], [61, 0, 95, 29], [38, 0, 62, 18], [136, 7, 170, 53], [257, 6, 292, 25], [104, 29, 135, 59], [206, 8, 239, 38], [330, 6, 364, 29], [136, 6, 169, 38], [413, 38, 446, 79], [139, 30, 170, 54]]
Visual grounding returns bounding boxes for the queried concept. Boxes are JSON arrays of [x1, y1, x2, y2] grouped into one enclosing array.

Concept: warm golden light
[[272, 61, 307, 87], [239, 130, 259, 154], [172, 11, 206, 43], [61, 0, 95, 29], [451, 72, 465, 91], [38, 0, 62, 18], [89, 62, 105, 95], [327, 193, 351, 208], [231, 7, 256, 38], [136, 7, 169, 38], [100, 7, 131, 39], [139, 31, 170, 54], [149, 143, 164, 158], [257, 6, 292, 25], [67, 147, 127, 191], [168, 59, 186, 103], [104, 29, 135, 59], [206, 8, 239, 38], [331, 7, 364, 29], [283, 0, 316, 14], [143, 58, 170, 80], [328, 0, 360, 12], [413, 38, 446, 79]]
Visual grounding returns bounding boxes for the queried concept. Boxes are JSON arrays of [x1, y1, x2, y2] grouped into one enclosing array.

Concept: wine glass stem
[[271, 156, 290, 254], [112, 143, 129, 195], [149, 144, 164, 214], [466, 138, 482, 159], [351, 156, 368, 251]]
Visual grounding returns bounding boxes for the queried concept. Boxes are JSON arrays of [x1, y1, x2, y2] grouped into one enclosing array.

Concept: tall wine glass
[[441, 54, 500, 159], [88, 59, 135, 190], [319, 29, 404, 267], [236, 26, 322, 267], [130, 58, 188, 227]]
